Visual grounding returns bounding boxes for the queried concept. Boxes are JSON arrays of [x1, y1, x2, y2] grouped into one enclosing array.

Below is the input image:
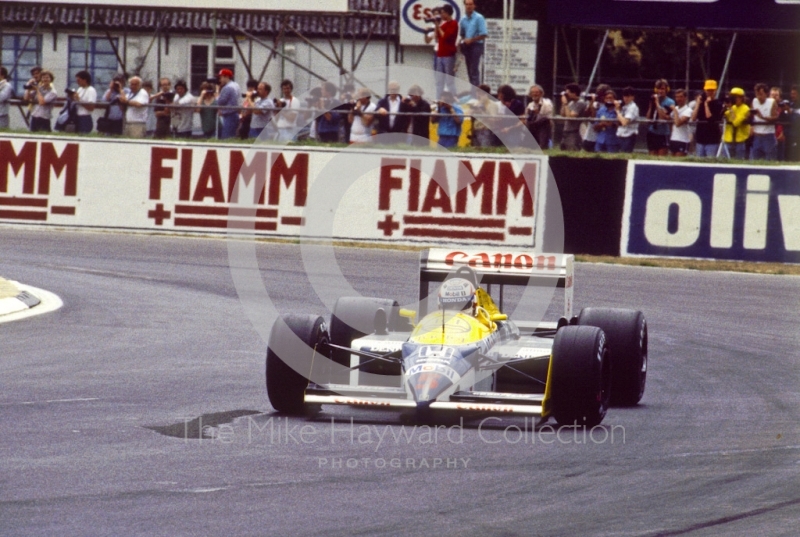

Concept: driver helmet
[[438, 278, 477, 313]]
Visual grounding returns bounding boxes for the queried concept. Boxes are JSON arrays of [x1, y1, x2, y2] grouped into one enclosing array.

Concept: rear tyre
[[266, 314, 328, 414], [548, 325, 611, 427], [329, 297, 401, 376], [577, 308, 647, 406]]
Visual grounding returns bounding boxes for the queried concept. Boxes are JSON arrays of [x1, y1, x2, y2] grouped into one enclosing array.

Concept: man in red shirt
[[433, 4, 458, 100]]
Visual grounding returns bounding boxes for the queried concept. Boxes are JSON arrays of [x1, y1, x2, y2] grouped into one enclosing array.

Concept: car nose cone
[[407, 371, 453, 403]]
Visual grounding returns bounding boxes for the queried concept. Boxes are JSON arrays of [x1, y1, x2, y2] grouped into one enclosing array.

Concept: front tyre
[[266, 314, 329, 414], [577, 308, 647, 406], [548, 325, 611, 428]]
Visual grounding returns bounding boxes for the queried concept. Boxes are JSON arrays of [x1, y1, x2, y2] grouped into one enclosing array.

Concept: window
[[1, 34, 42, 96], [68, 36, 119, 90]]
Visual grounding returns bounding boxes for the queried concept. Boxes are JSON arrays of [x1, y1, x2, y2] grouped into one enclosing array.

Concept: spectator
[[0, 66, 12, 129], [770, 87, 786, 160], [723, 87, 750, 159], [777, 98, 792, 161], [119, 76, 149, 138], [433, 4, 458, 100], [594, 89, 620, 153], [275, 79, 301, 142], [645, 79, 675, 156], [197, 81, 218, 138], [376, 80, 411, 136], [495, 84, 525, 146], [615, 86, 639, 153], [216, 69, 241, 140], [459, 0, 487, 94], [348, 87, 376, 144], [22, 66, 42, 107], [172, 80, 195, 138], [101, 76, 126, 136], [581, 84, 610, 152], [29, 70, 57, 132], [238, 79, 258, 139], [790, 85, 800, 161], [691, 79, 724, 157], [339, 83, 356, 142], [315, 81, 341, 143], [72, 70, 96, 134], [750, 82, 779, 160], [471, 84, 498, 148], [424, 6, 440, 65], [669, 89, 693, 157], [142, 80, 156, 136], [152, 78, 173, 139], [250, 82, 276, 140], [525, 84, 554, 150], [432, 90, 463, 148], [407, 84, 432, 146], [559, 83, 587, 151]]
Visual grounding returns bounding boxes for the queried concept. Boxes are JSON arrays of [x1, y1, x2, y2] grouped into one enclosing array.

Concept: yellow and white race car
[[265, 248, 647, 427]]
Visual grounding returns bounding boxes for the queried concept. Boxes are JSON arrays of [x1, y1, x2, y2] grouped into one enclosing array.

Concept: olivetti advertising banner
[[0, 135, 546, 247], [548, 0, 800, 31], [622, 161, 800, 263]]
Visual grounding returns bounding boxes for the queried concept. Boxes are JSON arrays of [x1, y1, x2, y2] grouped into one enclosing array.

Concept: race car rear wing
[[419, 248, 574, 319]]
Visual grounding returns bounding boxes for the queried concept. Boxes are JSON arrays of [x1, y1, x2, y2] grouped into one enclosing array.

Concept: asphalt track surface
[[2, 228, 800, 537]]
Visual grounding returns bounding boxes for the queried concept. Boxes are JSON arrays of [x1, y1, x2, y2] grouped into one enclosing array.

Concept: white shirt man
[[349, 88, 377, 143], [669, 90, 694, 156], [275, 80, 301, 142], [120, 76, 150, 138]]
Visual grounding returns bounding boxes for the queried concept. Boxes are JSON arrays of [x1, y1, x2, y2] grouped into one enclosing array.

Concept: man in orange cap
[[692, 79, 724, 157]]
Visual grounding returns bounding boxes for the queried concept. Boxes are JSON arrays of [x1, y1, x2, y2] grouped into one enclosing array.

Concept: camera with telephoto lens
[[161, 91, 176, 102], [64, 88, 77, 96], [24, 83, 36, 91]]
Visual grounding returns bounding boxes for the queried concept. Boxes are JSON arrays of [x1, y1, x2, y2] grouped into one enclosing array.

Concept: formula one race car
[[265, 249, 647, 426]]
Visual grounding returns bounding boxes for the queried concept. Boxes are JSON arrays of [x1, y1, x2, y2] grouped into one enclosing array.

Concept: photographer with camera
[[99, 76, 126, 136], [433, 4, 458, 100], [691, 80, 723, 157], [118, 76, 150, 138], [0, 66, 12, 129], [645, 79, 675, 156], [471, 83, 498, 148], [558, 83, 586, 151], [27, 69, 58, 132], [593, 90, 621, 153], [348, 87, 377, 144], [72, 70, 96, 134], [432, 90, 464, 148], [22, 66, 42, 106], [248, 82, 275, 140], [525, 84, 554, 150], [614, 87, 639, 153], [238, 79, 259, 139], [151, 78, 175, 139], [722, 87, 750, 160], [196, 81, 218, 138], [668, 89, 693, 157]]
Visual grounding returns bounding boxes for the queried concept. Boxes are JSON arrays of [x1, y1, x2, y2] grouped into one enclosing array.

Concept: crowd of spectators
[[1, 62, 799, 161]]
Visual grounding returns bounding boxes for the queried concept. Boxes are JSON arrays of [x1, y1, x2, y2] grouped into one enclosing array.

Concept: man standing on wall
[[433, 4, 458, 100], [459, 0, 487, 94], [216, 69, 241, 140]]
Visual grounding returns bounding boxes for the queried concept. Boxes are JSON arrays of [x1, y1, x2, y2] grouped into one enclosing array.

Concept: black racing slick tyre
[[577, 308, 648, 406], [266, 314, 329, 414], [329, 297, 401, 376], [548, 326, 611, 428]]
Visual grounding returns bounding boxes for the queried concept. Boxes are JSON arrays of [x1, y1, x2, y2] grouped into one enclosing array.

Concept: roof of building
[[1, 0, 398, 38]]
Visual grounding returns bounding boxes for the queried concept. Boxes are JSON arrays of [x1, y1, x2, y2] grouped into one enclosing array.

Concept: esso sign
[[400, 0, 461, 45]]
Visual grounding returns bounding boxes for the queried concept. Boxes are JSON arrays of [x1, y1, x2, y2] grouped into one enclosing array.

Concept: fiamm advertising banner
[[0, 135, 547, 247], [621, 160, 800, 263]]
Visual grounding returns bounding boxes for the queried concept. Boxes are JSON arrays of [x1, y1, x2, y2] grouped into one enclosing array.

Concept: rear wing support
[[418, 249, 574, 319]]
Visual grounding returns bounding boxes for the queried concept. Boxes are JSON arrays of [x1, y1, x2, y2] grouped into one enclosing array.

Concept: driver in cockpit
[[438, 278, 478, 316]]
